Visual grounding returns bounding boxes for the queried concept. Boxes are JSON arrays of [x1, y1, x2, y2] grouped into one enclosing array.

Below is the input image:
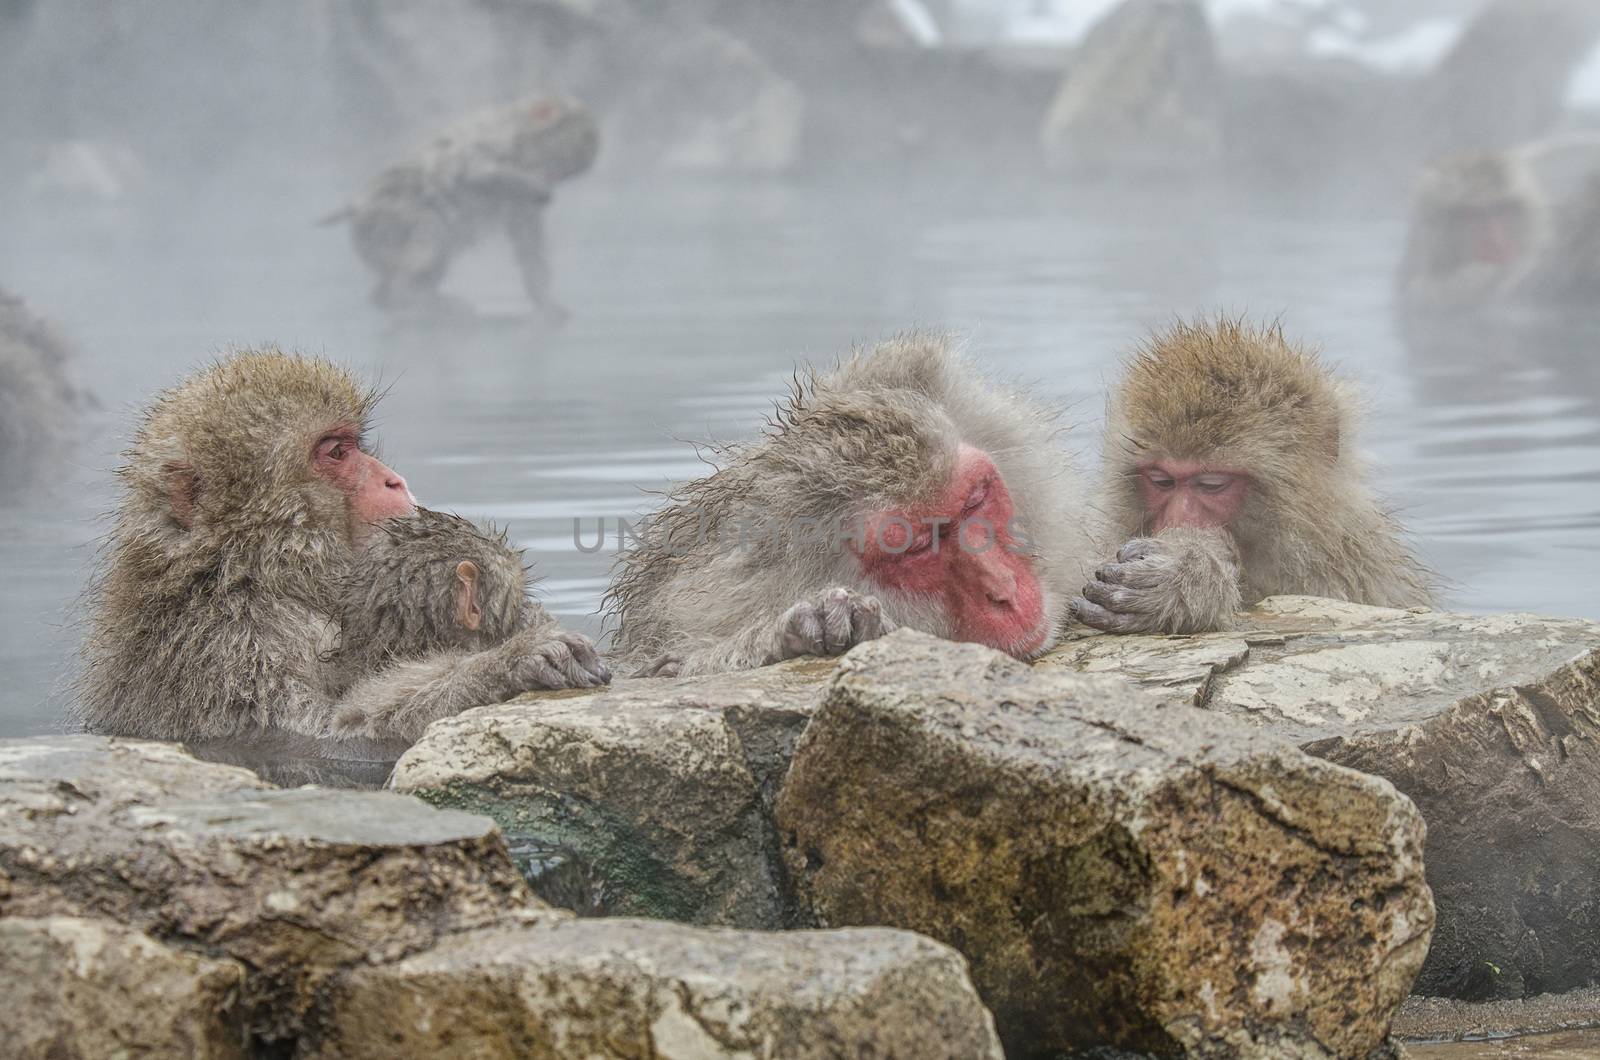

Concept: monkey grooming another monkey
[[1073, 317, 1433, 635], [322, 96, 598, 321], [605, 333, 1095, 676], [78, 349, 608, 747]]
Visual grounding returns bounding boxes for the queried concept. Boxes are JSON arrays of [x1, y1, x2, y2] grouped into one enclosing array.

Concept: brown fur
[[605, 332, 1095, 675], [1080, 317, 1434, 634], [77, 349, 607, 745], [335, 507, 541, 676]]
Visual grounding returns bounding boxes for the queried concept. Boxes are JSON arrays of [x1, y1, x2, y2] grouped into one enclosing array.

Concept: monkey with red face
[[1073, 317, 1434, 635], [605, 334, 1094, 676], [78, 348, 608, 745]]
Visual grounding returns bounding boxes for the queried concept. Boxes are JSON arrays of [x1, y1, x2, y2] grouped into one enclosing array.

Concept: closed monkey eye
[[1145, 470, 1176, 490]]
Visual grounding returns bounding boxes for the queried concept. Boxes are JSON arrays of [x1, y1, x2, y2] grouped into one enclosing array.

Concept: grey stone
[[1047, 596, 1600, 999], [0, 735, 538, 1044], [392, 658, 827, 926], [304, 917, 1003, 1059], [1041, 0, 1223, 177], [0, 915, 248, 1060], [776, 630, 1433, 1059]]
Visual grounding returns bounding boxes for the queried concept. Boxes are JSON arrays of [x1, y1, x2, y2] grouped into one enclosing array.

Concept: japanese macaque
[[77, 349, 608, 746], [330, 507, 606, 740], [0, 286, 89, 495], [1398, 138, 1600, 310], [1398, 151, 1551, 309], [605, 333, 1094, 676], [1073, 318, 1433, 635], [321, 96, 598, 321]]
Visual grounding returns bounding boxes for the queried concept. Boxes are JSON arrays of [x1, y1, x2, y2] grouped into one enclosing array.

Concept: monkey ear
[[455, 561, 483, 631], [163, 462, 199, 530]]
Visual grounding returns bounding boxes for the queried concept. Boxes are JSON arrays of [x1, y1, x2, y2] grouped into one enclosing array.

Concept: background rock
[[1048, 596, 1600, 1000], [776, 630, 1432, 1059], [0, 915, 248, 1060], [304, 917, 1002, 1059]]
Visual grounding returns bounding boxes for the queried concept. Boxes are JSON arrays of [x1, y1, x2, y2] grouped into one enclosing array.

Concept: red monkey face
[[313, 429, 416, 536], [855, 446, 1048, 657], [1138, 460, 1250, 533]]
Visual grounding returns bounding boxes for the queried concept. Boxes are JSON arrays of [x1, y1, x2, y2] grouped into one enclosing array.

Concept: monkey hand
[[768, 587, 896, 664], [1071, 531, 1241, 636], [503, 629, 613, 691]]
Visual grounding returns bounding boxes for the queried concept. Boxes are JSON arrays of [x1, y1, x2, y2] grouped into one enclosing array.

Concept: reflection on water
[[1407, 1029, 1600, 1059], [3, 180, 1599, 737]]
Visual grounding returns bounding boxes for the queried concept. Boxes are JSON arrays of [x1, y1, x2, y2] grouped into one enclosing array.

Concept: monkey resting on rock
[[605, 333, 1097, 676], [77, 348, 608, 747], [1073, 316, 1434, 635]]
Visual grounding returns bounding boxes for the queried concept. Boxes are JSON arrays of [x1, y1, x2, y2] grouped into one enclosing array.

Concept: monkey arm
[[1072, 527, 1243, 635], [656, 587, 896, 677], [504, 207, 566, 322], [332, 629, 610, 743]]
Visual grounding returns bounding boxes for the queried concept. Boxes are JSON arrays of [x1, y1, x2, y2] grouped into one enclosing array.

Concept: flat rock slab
[[1048, 596, 1600, 999], [392, 657, 829, 926], [776, 630, 1433, 1060], [0, 915, 248, 1060], [0, 735, 537, 1044], [305, 918, 1003, 1059]]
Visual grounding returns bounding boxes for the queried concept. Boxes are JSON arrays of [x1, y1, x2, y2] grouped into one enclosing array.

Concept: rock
[[776, 629, 1432, 1059], [1395, 985, 1600, 1042], [610, 26, 805, 176], [303, 917, 1003, 1059], [0, 915, 248, 1060], [0, 735, 538, 1045], [1040, 0, 1223, 177], [392, 658, 828, 926], [1048, 596, 1600, 1000]]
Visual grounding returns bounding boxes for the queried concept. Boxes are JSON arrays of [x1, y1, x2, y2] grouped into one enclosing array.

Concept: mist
[[3, 0, 1600, 738]]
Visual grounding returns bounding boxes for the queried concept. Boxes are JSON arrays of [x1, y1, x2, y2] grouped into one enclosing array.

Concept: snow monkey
[[0, 285, 89, 496], [1073, 317, 1434, 636], [336, 508, 532, 669], [77, 349, 609, 746], [605, 333, 1095, 676], [321, 96, 598, 321], [1398, 150, 1551, 309]]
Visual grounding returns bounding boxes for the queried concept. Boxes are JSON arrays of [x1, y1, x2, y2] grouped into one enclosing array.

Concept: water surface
[[4, 178, 1598, 737]]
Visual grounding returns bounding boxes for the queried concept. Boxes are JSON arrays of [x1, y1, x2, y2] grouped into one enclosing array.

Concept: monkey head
[[1403, 152, 1544, 301], [127, 348, 414, 554], [509, 96, 600, 187], [339, 508, 531, 666], [615, 336, 1088, 664], [1107, 318, 1347, 548]]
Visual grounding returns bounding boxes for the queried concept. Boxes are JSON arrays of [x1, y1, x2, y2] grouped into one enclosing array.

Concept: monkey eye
[[1195, 475, 1233, 494], [903, 533, 934, 556], [961, 479, 992, 514], [1145, 470, 1176, 490], [317, 436, 354, 462]]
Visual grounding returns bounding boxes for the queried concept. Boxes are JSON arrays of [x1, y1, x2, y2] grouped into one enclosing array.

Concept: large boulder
[[0, 915, 248, 1060], [392, 658, 828, 926], [303, 918, 1002, 1059], [0, 735, 538, 1044], [776, 630, 1432, 1059], [1046, 596, 1600, 1000], [1040, 0, 1223, 177]]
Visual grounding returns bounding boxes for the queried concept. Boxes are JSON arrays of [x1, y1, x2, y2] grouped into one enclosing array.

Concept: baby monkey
[[333, 507, 607, 739]]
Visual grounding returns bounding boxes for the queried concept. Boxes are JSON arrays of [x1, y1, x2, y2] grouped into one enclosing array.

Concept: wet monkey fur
[[605, 333, 1095, 676], [1075, 317, 1434, 635], [78, 349, 607, 746]]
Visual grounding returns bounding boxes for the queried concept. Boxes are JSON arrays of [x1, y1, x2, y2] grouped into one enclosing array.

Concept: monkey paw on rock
[[1072, 537, 1181, 635], [769, 587, 896, 664], [505, 629, 612, 691]]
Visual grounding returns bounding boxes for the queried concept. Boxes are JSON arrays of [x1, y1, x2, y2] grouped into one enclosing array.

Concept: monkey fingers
[[1116, 538, 1161, 564], [555, 632, 612, 685], [1070, 596, 1157, 635], [1094, 560, 1167, 590], [776, 598, 828, 661], [1079, 577, 1162, 618]]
